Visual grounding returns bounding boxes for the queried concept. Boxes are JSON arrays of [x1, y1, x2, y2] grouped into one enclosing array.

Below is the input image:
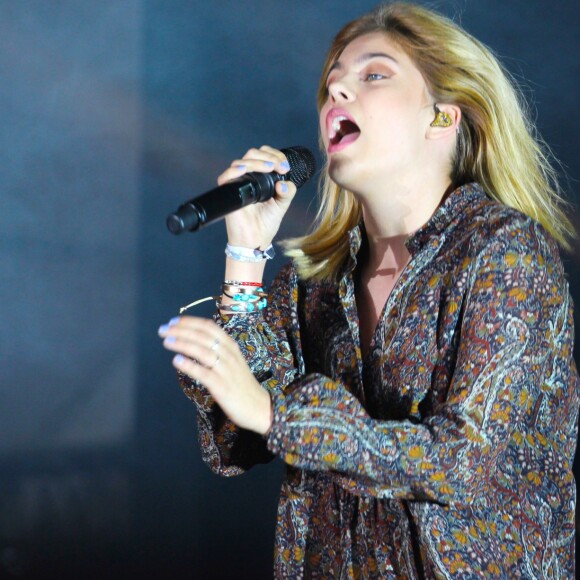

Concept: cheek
[[367, 103, 419, 144], [367, 111, 404, 143]]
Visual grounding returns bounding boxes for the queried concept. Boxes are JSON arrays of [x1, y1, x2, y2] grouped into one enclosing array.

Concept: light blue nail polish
[[264, 160, 274, 167], [236, 164, 246, 171], [280, 182, 288, 193], [164, 336, 176, 343], [169, 317, 180, 326], [158, 324, 169, 334], [281, 161, 290, 171], [174, 354, 184, 365]]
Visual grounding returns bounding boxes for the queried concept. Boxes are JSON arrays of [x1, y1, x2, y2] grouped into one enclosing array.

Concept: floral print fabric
[[179, 183, 579, 578]]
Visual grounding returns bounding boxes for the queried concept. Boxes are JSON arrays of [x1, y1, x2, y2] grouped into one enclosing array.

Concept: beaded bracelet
[[222, 280, 267, 309], [179, 281, 268, 314], [222, 285, 266, 300], [217, 296, 267, 313], [219, 279, 267, 313], [224, 280, 262, 287], [222, 291, 266, 303]]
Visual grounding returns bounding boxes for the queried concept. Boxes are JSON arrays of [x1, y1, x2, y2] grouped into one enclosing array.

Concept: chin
[[328, 156, 367, 196], [328, 155, 352, 186]]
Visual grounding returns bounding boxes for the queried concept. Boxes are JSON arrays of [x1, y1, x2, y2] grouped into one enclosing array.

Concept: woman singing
[[159, 3, 579, 577]]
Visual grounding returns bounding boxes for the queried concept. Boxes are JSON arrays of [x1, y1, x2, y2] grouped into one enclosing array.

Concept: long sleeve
[[174, 185, 577, 577], [265, 220, 579, 504], [178, 264, 301, 476]]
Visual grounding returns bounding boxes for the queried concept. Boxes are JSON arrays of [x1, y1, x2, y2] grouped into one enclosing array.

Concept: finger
[[161, 330, 225, 358], [172, 354, 224, 391], [275, 179, 297, 201], [158, 317, 235, 359], [163, 334, 228, 370], [217, 156, 279, 182], [255, 145, 291, 172], [243, 146, 288, 170], [216, 163, 249, 186], [217, 146, 290, 186], [158, 315, 221, 337]]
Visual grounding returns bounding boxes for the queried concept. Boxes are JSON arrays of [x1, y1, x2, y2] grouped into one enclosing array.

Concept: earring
[[430, 104, 453, 128]]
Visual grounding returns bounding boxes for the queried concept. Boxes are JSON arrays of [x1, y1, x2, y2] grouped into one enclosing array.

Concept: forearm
[[179, 366, 275, 473], [171, 264, 299, 470], [195, 398, 274, 476], [264, 363, 518, 505]]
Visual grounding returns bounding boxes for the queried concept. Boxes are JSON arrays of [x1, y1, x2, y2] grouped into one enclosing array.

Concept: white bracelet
[[225, 243, 275, 262]]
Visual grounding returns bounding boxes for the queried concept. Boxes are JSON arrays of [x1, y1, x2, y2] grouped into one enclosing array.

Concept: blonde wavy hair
[[283, 2, 574, 281]]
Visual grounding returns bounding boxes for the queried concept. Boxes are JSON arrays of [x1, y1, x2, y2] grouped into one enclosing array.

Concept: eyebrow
[[328, 52, 399, 74]]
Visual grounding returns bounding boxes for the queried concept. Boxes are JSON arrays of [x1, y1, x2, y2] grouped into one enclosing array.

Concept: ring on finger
[[210, 338, 220, 352]]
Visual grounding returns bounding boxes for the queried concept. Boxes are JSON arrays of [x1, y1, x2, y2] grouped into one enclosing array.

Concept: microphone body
[[166, 146, 316, 234]]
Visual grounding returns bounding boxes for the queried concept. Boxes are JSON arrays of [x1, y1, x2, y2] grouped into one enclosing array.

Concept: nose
[[327, 78, 355, 103]]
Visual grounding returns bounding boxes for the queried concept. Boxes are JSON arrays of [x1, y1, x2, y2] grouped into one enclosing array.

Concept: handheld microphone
[[166, 146, 316, 234]]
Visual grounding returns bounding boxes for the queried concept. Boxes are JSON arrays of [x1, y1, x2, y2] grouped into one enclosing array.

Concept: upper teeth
[[332, 115, 348, 134]]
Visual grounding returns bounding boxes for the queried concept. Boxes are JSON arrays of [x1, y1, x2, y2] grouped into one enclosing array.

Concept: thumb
[[274, 179, 298, 209]]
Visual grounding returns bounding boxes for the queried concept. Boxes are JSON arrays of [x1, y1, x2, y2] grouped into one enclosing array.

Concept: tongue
[[337, 119, 360, 144], [339, 131, 360, 146]]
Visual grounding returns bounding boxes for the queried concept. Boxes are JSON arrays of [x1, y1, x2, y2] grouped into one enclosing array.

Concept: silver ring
[[211, 338, 220, 352]]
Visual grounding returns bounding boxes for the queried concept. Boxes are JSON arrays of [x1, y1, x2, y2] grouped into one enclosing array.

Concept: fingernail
[[235, 164, 246, 171], [158, 324, 169, 335], [280, 182, 288, 193], [169, 317, 180, 326], [264, 161, 274, 168], [280, 161, 290, 171], [164, 336, 176, 344], [174, 354, 184, 365]]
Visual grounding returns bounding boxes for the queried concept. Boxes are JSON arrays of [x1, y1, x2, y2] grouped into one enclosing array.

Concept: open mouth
[[329, 116, 361, 146]]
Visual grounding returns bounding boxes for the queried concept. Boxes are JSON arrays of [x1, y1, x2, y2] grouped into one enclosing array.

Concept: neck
[[357, 175, 453, 270], [360, 176, 452, 240], [362, 232, 410, 274]]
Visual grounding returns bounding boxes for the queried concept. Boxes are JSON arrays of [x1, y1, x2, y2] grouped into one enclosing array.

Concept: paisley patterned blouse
[[179, 183, 579, 578]]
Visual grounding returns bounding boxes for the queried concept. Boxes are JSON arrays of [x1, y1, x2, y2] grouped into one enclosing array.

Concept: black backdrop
[[1, 1, 578, 578]]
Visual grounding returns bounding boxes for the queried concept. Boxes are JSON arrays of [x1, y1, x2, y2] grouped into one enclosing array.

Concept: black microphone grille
[[281, 146, 317, 189]]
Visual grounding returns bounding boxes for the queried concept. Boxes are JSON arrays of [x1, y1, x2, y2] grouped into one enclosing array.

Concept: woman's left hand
[[158, 316, 273, 436]]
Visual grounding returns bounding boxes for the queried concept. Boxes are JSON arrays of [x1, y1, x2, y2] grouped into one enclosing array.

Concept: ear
[[426, 104, 462, 140]]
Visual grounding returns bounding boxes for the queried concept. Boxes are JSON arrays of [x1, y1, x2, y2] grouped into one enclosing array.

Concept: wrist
[[226, 238, 274, 254], [225, 226, 273, 251], [221, 261, 266, 311], [225, 243, 275, 262], [224, 258, 266, 284]]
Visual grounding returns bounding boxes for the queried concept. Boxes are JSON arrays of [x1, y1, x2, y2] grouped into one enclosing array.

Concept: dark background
[[1, 1, 578, 578]]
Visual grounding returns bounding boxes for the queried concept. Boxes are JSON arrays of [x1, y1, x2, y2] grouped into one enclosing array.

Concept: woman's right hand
[[218, 145, 298, 249]]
